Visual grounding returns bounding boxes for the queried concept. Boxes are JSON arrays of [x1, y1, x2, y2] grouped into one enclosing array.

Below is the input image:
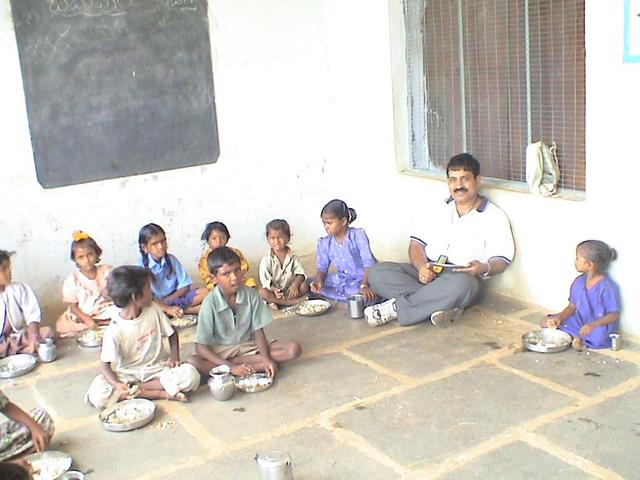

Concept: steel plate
[[0, 353, 38, 378], [522, 328, 572, 353], [99, 398, 156, 432]]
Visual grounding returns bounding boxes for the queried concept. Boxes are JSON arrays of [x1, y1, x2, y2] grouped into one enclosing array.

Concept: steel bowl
[[59, 470, 85, 480], [522, 328, 572, 353]]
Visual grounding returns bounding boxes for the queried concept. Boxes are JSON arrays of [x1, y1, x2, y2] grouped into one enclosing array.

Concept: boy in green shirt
[[189, 247, 301, 379]]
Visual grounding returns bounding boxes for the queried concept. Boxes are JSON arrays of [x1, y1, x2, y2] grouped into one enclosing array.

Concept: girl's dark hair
[[321, 199, 357, 225], [577, 240, 617, 273], [200, 221, 231, 242], [0, 250, 15, 265], [265, 219, 291, 238], [138, 223, 173, 276], [207, 246, 241, 276], [107, 266, 152, 308], [0, 462, 31, 480], [70, 235, 103, 263]]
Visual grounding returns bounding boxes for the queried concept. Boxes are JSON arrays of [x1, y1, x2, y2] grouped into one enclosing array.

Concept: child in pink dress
[[56, 232, 114, 337]]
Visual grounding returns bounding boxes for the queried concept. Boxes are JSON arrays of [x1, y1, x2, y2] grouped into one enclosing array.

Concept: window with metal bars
[[404, 0, 585, 191]]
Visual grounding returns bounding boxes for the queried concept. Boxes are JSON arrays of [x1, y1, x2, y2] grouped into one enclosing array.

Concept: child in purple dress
[[546, 240, 620, 349], [310, 199, 377, 303]]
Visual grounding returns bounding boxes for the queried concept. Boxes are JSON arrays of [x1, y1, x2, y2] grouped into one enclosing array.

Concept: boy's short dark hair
[[207, 246, 241, 276], [107, 266, 152, 308], [0, 462, 31, 480], [446, 153, 480, 177]]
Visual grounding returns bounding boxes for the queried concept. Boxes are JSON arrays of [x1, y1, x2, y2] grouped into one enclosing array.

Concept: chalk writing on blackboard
[[46, 0, 200, 17]]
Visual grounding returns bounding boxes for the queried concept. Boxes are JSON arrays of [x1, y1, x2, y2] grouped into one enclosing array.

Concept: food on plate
[[296, 301, 329, 315], [234, 373, 273, 393], [103, 401, 151, 425], [79, 328, 104, 344], [170, 315, 197, 328], [28, 455, 71, 480]]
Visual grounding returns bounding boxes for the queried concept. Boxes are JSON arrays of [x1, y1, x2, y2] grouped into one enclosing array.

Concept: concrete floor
[[2, 294, 639, 479]]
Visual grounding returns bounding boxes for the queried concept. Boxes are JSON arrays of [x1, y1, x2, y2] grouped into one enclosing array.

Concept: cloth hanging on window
[[526, 141, 560, 196]]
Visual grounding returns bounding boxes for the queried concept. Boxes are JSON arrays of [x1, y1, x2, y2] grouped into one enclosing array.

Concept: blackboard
[[10, 0, 218, 188]]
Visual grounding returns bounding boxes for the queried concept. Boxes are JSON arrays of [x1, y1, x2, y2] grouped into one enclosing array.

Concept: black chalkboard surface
[[11, 0, 218, 188]]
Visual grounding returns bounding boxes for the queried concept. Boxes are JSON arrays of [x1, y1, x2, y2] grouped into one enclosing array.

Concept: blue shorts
[[166, 288, 197, 309]]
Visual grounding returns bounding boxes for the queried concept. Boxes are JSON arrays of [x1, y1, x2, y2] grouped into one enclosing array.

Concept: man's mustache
[[454, 187, 468, 193]]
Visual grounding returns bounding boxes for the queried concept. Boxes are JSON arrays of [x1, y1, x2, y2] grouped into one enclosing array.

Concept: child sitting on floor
[[258, 219, 308, 308], [545, 240, 621, 349], [0, 388, 54, 463], [56, 231, 114, 337], [309, 199, 377, 303], [0, 250, 54, 358], [137, 223, 208, 317], [198, 221, 256, 290], [85, 266, 200, 409], [189, 247, 301, 379]]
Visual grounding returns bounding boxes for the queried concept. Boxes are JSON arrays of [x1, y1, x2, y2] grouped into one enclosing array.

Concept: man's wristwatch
[[481, 262, 492, 278]]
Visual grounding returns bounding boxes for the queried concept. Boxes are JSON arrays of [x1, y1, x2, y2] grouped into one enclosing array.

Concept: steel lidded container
[[255, 450, 294, 480], [208, 364, 235, 401], [38, 338, 57, 363]]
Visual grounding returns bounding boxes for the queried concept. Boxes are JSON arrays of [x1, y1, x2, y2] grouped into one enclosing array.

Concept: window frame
[[389, 0, 586, 199]]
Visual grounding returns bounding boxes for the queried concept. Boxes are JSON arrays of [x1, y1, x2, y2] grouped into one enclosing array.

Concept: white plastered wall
[[0, 1, 637, 335]]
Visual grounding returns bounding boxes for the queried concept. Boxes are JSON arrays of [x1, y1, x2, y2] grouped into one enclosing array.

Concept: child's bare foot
[[268, 302, 279, 311], [292, 295, 308, 305], [572, 337, 584, 350], [167, 391, 188, 402]]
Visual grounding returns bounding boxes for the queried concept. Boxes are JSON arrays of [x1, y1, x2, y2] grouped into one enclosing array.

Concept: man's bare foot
[[167, 391, 188, 402]]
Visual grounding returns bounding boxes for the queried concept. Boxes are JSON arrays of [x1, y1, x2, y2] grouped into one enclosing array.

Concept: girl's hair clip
[[72, 230, 90, 242]]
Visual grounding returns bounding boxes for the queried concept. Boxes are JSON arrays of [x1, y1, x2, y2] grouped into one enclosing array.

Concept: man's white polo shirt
[[411, 196, 515, 267]]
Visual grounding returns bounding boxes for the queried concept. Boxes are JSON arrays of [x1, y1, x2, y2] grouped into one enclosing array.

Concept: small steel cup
[[348, 294, 365, 319], [609, 333, 622, 351]]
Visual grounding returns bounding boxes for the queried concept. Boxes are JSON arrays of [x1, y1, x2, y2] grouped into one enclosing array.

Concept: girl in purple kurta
[[310, 200, 377, 303], [547, 240, 620, 349]]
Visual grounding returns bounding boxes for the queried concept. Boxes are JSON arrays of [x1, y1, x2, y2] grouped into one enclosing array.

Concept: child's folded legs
[[158, 364, 200, 397], [84, 374, 123, 410]]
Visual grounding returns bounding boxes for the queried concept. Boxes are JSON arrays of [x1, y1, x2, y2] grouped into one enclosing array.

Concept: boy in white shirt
[[85, 266, 200, 409]]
